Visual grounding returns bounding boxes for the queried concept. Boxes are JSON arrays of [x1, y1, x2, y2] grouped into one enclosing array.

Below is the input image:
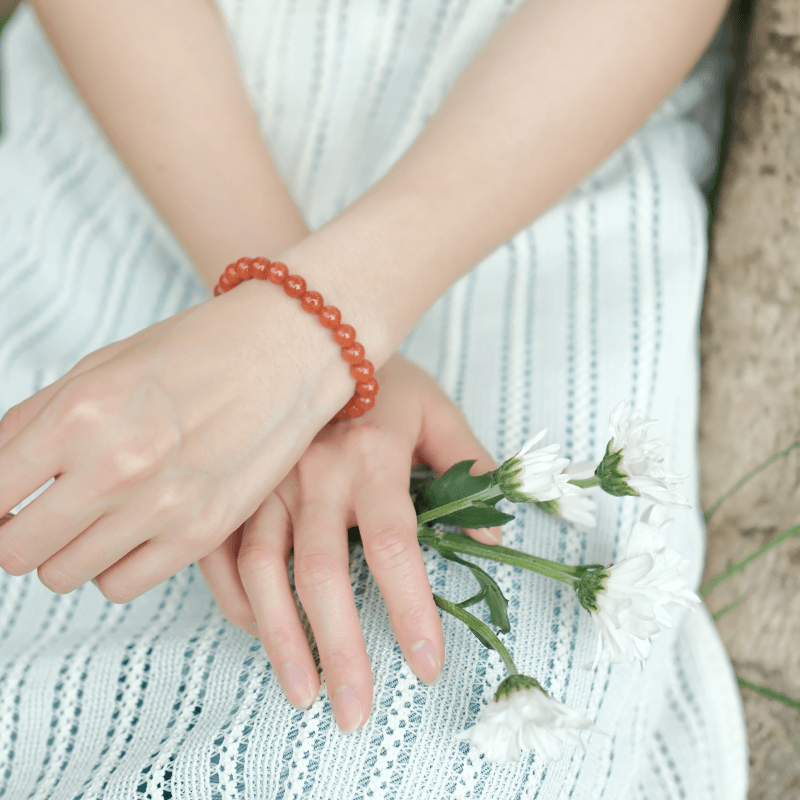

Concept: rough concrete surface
[[700, 1, 800, 798]]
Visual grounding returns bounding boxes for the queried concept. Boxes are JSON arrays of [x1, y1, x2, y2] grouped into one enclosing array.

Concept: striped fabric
[[0, 2, 747, 799]]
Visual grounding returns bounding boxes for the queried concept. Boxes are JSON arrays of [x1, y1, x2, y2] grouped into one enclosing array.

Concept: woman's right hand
[[198, 353, 501, 732]]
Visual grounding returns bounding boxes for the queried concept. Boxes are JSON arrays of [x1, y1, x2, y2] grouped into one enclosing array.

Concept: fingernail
[[488, 528, 503, 544], [409, 639, 441, 685], [332, 685, 362, 733], [281, 662, 314, 710]]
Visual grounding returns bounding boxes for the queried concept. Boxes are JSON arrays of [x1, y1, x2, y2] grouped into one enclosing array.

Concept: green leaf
[[438, 549, 510, 633], [737, 677, 800, 710], [700, 522, 800, 597], [420, 460, 495, 514], [711, 595, 747, 621], [433, 501, 515, 528]]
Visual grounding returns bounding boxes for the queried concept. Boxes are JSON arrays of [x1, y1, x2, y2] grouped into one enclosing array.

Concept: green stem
[[568, 477, 601, 489], [704, 440, 800, 523], [415, 486, 503, 526], [418, 528, 579, 584], [700, 523, 800, 597], [737, 677, 800, 711], [433, 593, 518, 676]]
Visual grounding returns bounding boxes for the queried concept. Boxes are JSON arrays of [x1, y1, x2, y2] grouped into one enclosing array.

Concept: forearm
[[277, 0, 731, 367], [30, 0, 309, 292]]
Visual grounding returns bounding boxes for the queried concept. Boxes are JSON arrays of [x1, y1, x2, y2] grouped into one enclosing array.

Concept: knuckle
[[54, 375, 115, 432], [347, 426, 388, 462], [293, 551, 338, 596], [148, 480, 193, 519], [237, 540, 284, 583], [181, 517, 221, 554], [365, 527, 416, 575], [0, 403, 22, 440], [98, 427, 181, 492]]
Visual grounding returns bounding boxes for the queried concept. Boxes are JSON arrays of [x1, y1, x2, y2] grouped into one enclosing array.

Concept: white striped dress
[[0, 2, 748, 798]]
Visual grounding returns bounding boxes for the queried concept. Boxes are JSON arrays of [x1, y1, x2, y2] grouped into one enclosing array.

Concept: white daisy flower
[[579, 506, 700, 669], [496, 429, 580, 504], [596, 401, 691, 509], [457, 675, 602, 764]]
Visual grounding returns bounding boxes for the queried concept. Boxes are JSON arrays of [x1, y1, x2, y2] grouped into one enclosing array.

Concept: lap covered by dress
[[0, 3, 746, 799]]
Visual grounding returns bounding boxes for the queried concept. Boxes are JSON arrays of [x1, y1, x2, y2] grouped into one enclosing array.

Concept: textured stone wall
[[700, 1, 800, 797]]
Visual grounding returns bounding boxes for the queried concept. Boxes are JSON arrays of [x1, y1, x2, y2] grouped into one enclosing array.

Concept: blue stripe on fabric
[[270, 0, 300, 136], [351, 0, 411, 191], [453, 269, 477, 407], [24, 592, 126, 800], [136, 608, 220, 799], [495, 241, 518, 466], [625, 145, 640, 410], [0, 592, 79, 799], [386, 0, 451, 145], [3, 167, 120, 378], [302, 0, 350, 204], [641, 140, 662, 420], [588, 182, 599, 453], [74, 572, 197, 799], [288, 0, 328, 180]]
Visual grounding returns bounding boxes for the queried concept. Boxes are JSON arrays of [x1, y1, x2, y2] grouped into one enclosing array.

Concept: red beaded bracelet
[[213, 257, 379, 421]]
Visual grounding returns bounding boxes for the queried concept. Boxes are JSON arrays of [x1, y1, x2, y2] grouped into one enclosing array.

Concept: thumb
[[415, 396, 502, 545]]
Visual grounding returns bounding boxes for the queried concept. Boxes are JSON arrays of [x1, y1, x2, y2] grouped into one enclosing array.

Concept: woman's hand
[[198, 353, 500, 732], [0, 281, 356, 602]]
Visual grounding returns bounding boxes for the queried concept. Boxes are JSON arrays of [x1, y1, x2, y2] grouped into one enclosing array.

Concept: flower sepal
[[494, 458, 534, 504], [595, 442, 639, 498], [574, 565, 610, 613], [493, 673, 545, 702]]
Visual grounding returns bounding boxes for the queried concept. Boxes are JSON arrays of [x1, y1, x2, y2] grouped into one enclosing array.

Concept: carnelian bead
[[350, 360, 374, 382], [284, 274, 306, 298], [219, 274, 233, 292], [333, 324, 356, 346], [251, 256, 271, 280], [300, 291, 324, 314], [354, 395, 376, 413], [214, 285, 222, 296], [267, 262, 289, 285], [341, 342, 365, 365], [355, 378, 378, 398], [224, 263, 241, 287], [319, 305, 342, 330], [235, 257, 253, 281]]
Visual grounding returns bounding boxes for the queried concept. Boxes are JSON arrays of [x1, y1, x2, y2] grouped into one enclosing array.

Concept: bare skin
[[0, 0, 730, 732]]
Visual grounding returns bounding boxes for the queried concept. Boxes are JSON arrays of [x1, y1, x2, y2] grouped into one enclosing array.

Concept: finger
[[0, 412, 64, 525], [291, 495, 372, 733], [237, 494, 320, 711], [198, 526, 259, 637], [354, 457, 443, 686], [92, 517, 223, 604], [416, 396, 502, 545], [0, 474, 104, 576]]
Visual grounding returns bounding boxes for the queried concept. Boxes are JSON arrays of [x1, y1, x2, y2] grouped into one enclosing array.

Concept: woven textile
[[0, 2, 747, 798]]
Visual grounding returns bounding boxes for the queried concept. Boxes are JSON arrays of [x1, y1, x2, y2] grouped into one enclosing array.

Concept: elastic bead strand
[[213, 257, 379, 423]]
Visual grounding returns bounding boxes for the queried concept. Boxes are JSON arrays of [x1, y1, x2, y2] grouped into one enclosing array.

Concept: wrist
[[229, 279, 356, 425]]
